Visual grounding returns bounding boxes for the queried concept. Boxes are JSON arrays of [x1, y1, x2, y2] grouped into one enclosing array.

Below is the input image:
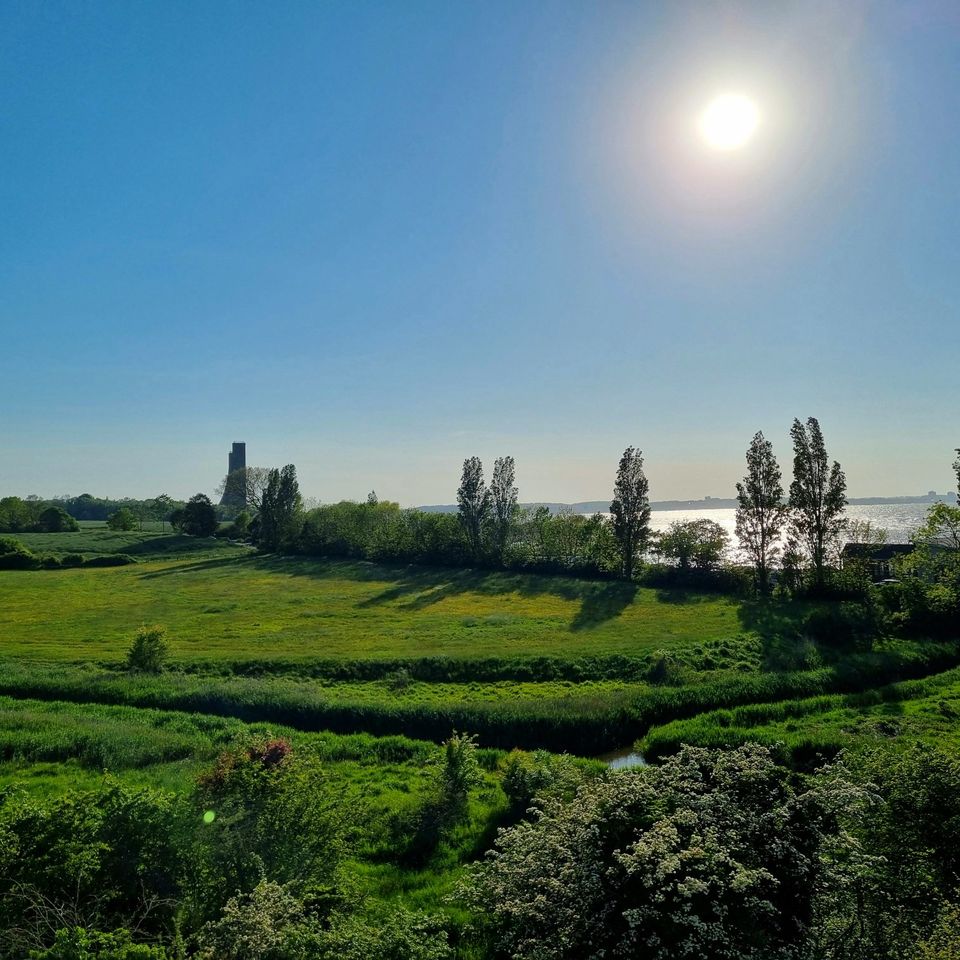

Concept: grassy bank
[[2, 641, 956, 753], [641, 664, 960, 763]]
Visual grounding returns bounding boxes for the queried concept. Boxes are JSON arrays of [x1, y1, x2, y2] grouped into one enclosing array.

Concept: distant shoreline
[[417, 493, 958, 515]]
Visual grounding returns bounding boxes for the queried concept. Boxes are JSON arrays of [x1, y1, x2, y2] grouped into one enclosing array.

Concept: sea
[[645, 501, 937, 547]]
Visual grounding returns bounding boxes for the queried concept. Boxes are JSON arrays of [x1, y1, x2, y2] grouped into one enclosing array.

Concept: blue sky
[[1, 1, 958, 504]]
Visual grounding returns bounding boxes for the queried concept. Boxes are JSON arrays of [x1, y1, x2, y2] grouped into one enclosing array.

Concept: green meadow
[[0, 551, 747, 662], [2, 531, 957, 756]]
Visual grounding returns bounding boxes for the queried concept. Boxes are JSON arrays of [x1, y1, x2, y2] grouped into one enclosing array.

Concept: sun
[[698, 93, 760, 151]]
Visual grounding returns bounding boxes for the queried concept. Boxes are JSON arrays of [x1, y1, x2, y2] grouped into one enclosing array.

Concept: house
[[841, 542, 916, 580]]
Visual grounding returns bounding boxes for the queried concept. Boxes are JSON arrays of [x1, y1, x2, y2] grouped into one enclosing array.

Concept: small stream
[[598, 747, 646, 770]]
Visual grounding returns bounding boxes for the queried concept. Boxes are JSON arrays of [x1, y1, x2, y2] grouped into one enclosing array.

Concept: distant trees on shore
[[3, 423, 958, 612]]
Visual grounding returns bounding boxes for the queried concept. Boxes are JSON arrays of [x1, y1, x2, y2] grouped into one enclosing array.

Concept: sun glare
[[698, 93, 760, 151]]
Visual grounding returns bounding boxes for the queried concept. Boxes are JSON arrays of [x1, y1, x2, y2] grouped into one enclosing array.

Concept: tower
[[228, 442, 246, 476], [221, 442, 247, 506]]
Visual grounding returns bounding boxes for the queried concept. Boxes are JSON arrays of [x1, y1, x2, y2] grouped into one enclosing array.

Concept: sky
[[1, 0, 958, 505]]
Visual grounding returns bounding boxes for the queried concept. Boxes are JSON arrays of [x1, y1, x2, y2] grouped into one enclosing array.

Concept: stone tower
[[221, 442, 247, 506], [228, 442, 246, 476]]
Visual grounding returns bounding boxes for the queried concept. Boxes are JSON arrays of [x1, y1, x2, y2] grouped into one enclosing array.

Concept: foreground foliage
[[461, 743, 831, 960]]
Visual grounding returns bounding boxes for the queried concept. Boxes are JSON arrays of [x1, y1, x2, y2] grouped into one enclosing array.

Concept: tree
[[954, 449, 960, 498], [126, 625, 168, 673], [181, 494, 218, 537], [736, 431, 788, 593], [217, 467, 272, 512], [460, 744, 840, 960], [914, 502, 960, 552], [609, 446, 650, 580], [489, 456, 518, 565], [151, 494, 173, 532], [657, 518, 729, 571], [106, 507, 138, 532], [36, 506, 78, 533], [788, 417, 847, 590], [457, 457, 490, 560], [258, 465, 302, 551], [0, 496, 41, 532]]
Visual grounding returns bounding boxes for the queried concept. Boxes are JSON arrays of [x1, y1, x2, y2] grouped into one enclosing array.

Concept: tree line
[[4, 421, 958, 609], [190, 417, 960, 621]]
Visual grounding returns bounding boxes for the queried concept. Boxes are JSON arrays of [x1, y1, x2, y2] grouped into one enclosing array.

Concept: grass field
[[2, 533, 958, 758], [13, 526, 248, 562], [0, 552, 748, 662], [640, 664, 960, 762]]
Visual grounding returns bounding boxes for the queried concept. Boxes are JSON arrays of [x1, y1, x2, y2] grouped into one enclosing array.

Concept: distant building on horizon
[[220, 442, 247, 506]]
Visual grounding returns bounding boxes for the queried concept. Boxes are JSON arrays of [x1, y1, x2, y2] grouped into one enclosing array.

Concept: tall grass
[[0, 695, 438, 770], [641, 664, 960, 763], [1, 641, 956, 753]]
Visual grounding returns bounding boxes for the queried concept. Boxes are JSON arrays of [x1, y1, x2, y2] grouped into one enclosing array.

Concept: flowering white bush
[[459, 743, 837, 960]]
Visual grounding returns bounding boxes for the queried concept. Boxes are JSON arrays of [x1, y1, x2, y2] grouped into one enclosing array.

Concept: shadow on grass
[[653, 589, 722, 606], [135, 551, 736, 633], [137, 553, 261, 579], [128, 537, 252, 560], [156, 553, 645, 632]]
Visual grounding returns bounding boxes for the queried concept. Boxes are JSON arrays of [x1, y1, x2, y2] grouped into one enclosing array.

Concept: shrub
[[385, 667, 413, 692], [460, 743, 845, 960], [0, 781, 182, 953], [913, 903, 960, 960], [317, 909, 453, 960], [501, 749, 587, 812], [61, 553, 85, 568], [83, 555, 136, 568], [36, 506, 79, 533], [28, 927, 170, 959], [40, 555, 62, 570], [800, 602, 878, 651], [196, 880, 323, 960], [106, 508, 138, 532], [126, 625, 168, 673], [0, 536, 39, 570], [400, 732, 483, 864], [191, 745, 346, 924]]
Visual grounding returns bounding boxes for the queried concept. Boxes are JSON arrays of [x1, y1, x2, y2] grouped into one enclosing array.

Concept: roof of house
[[841, 543, 916, 560]]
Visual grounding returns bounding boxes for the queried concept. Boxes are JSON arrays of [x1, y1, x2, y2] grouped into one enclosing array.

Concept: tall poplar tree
[[736, 431, 788, 594], [609, 446, 651, 580], [259, 464, 302, 551], [489, 456, 518, 565], [457, 457, 490, 559], [788, 418, 847, 590]]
